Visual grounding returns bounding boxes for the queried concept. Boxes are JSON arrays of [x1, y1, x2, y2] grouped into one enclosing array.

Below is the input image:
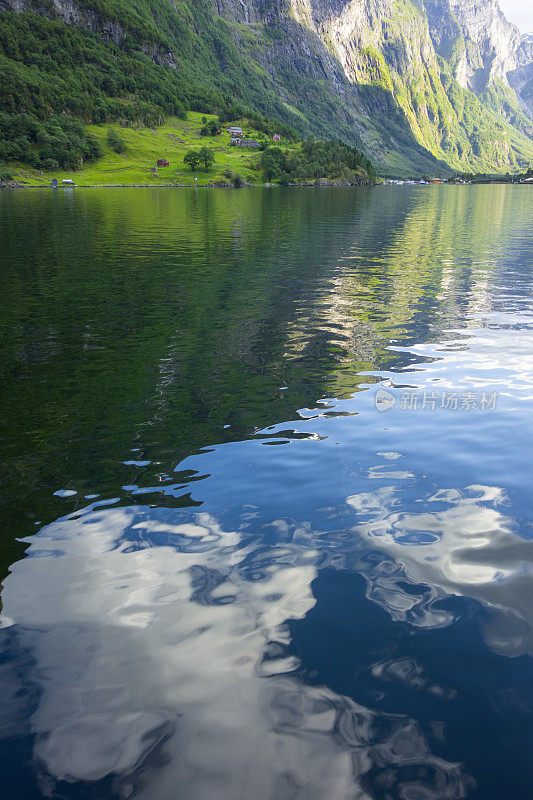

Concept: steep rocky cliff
[[425, 0, 533, 122], [254, 0, 533, 171], [1, 0, 532, 173]]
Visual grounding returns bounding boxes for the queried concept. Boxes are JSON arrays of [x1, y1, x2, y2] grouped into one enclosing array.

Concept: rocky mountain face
[[288, 0, 533, 161], [1, 0, 532, 173], [216, 0, 533, 171], [425, 0, 533, 118]]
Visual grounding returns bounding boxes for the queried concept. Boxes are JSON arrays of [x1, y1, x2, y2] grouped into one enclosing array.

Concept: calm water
[[0, 185, 532, 800]]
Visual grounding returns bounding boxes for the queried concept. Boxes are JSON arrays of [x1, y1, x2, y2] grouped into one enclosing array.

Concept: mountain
[[0, 0, 532, 174], [424, 1, 533, 121]]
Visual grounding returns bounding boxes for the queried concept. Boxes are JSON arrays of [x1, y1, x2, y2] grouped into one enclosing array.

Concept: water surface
[[0, 185, 532, 799]]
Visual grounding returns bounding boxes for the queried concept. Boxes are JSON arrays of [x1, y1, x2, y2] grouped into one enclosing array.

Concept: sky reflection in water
[[0, 185, 532, 799]]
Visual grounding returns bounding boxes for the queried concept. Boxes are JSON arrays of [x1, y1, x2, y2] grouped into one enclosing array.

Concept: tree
[[0, 167, 14, 182], [208, 119, 219, 136], [183, 149, 201, 171], [261, 154, 279, 181], [198, 146, 215, 172], [107, 128, 126, 154], [260, 149, 285, 181]]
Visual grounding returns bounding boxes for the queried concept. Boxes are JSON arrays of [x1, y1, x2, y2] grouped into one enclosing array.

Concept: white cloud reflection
[[347, 484, 533, 657], [1, 504, 471, 799]]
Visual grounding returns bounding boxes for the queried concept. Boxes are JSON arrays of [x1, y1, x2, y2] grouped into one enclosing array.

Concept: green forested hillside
[[0, 0, 531, 177], [0, 8, 301, 169], [0, 2, 446, 176]]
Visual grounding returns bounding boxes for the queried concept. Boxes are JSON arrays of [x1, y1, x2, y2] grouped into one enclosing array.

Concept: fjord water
[[0, 185, 532, 800]]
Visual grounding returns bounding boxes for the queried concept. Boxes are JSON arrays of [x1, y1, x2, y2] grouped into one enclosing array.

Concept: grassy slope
[[11, 113, 292, 186]]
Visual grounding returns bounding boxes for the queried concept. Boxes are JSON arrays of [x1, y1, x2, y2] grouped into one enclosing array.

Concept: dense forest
[[261, 141, 377, 183], [0, 8, 323, 169]]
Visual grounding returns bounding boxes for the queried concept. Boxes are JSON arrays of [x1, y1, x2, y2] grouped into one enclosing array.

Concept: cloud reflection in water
[[347, 484, 533, 657], [1, 502, 474, 800], [2, 272, 533, 798]]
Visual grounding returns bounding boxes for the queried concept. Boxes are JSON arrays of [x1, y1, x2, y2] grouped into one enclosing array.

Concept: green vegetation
[[5, 113, 261, 186], [184, 146, 215, 172], [201, 119, 222, 137], [0, 166, 14, 182], [481, 80, 533, 138], [0, 7, 307, 178], [0, 12, 187, 123], [0, 1, 531, 178], [183, 149, 201, 172], [107, 129, 127, 154], [0, 8, 301, 139], [197, 146, 215, 171], [351, 2, 533, 174], [452, 165, 533, 183], [261, 140, 377, 183], [5, 113, 374, 187], [0, 112, 102, 169]]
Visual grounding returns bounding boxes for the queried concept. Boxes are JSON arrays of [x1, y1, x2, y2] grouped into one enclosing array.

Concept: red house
[[157, 159, 170, 167]]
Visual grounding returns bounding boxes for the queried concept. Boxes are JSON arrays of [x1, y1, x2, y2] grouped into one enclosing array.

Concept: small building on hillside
[[230, 137, 242, 146], [273, 134, 281, 141], [157, 158, 170, 167], [238, 139, 260, 149], [227, 126, 244, 136]]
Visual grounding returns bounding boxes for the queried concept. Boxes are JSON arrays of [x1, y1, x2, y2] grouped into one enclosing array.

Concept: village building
[[227, 126, 244, 136], [237, 139, 260, 149], [157, 159, 170, 167], [230, 137, 260, 148]]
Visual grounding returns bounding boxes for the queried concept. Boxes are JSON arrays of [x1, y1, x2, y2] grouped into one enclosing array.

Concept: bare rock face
[[423, 0, 533, 118], [284, 0, 533, 119], [250, 0, 533, 169], [448, 0, 531, 80]]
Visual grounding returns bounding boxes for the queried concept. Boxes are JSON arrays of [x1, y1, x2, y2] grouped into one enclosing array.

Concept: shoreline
[[1, 180, 378, 190], [1, 180, 528, 190]]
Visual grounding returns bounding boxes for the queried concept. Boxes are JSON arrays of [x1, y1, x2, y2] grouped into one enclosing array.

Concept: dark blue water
[[0, 185, 532, 799]]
